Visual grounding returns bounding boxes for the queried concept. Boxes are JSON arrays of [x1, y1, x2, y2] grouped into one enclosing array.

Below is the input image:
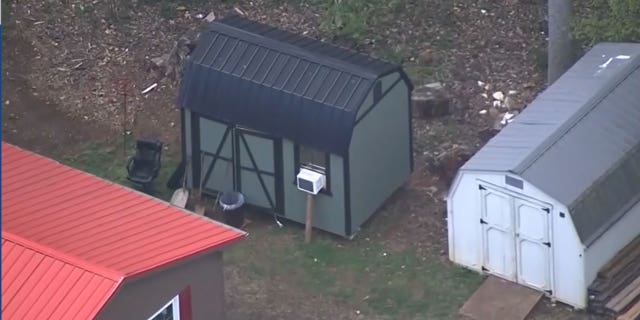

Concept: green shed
[[177, 15, 414, 238]]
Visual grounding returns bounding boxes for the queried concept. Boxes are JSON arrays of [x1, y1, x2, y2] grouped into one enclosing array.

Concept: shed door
[[515, 198, 551, 291], [480, 188, 516, 281], [480, 185, 552, 293], [234, 128, 283, 213]]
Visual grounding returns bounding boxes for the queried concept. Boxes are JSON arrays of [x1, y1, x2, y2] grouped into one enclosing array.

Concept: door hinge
[[479, 185, 486, 190], [543, 208, 550, 213], [543, 241, 551, 247], [480, 218, 488, 224]]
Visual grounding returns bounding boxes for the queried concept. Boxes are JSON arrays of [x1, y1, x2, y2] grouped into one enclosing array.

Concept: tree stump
[[412, 83, 451, 119]]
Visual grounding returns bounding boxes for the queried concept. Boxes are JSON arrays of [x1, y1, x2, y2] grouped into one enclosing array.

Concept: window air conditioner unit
[[296, 168, 325, 195]]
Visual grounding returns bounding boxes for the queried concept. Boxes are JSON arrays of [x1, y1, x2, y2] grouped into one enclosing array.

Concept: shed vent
[[505, 176, 524, 189]]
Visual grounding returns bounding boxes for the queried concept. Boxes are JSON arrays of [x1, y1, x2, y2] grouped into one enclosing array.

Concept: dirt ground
[[2, 1, 603, 319]]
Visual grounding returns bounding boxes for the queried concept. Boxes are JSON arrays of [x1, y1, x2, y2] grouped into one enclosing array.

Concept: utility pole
[[117, 77, 131, 159], [548, 0, 574, 84]]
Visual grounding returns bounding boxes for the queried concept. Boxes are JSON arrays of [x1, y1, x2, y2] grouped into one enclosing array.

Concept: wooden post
[[305, 193, 314, 243], [122, 90, 127, 158]]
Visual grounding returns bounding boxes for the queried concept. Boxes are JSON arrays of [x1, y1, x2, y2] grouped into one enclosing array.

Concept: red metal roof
[[1, 142, 245, 319]]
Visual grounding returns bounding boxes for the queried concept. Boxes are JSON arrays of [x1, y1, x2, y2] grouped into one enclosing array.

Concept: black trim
[[543, 208, 551, 213], [479, 185, 486, 190], [203, 150, 274, 176], [481, 266, 489, 272], [235, 126, 277, 139], [274, 138, 285, 215], [545, 289, 553, 295], [543, 241, 551, 247], [293, 144, 332, 195], [378, 68, 414, 91], [180, 108, 187, 179], [201, 151, 232, 162], [191, 113, 201, 189], [373, 81, 382, 102], [234, 127, 241, 191], [480, 218, 488, 224], [239, 166, 275, 176], [407, 77, 414, 172], [560, 212, 566, 218], [344, 153, 352, 236], [354, 76, 403, 125], [230, 125, 238, 190]]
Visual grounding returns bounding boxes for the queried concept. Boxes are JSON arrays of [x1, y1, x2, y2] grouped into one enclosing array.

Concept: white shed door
[[480, 185, 552, 293], [481, 189, 516, 281], [515, 198, 551, 291]]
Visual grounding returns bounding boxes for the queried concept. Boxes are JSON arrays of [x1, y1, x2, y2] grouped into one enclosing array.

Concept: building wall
[[282, 139, 346, 236], [447, 172, 586, 308], [584, 199, 640, 288], [184, 111, 347, 236], [97, 251, 225, 320], [349, 72, 411, 235]]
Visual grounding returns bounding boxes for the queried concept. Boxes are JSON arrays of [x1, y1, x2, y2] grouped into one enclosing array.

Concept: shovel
[[170, 161, 189, 209]]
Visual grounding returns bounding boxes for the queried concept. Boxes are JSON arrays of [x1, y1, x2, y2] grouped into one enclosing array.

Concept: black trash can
[[219, 191, 245, 228]]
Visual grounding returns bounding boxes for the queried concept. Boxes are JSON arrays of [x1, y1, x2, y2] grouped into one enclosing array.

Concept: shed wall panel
[[97, 252, 225, 320], [349, 72, 411, 233], [282, 140, 346, 236]]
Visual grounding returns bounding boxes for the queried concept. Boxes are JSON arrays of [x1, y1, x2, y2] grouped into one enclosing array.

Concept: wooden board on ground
[[600, 237, 640, 278], [618, 300, 640, 320], [607, 275, 640, 312], [460, 276, 543, 320]]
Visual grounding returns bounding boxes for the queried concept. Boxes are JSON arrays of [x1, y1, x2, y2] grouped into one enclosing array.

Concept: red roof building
[[2, 142, 245, 320]]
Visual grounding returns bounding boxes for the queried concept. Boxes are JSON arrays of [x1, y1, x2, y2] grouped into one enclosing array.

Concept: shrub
[[573, 0, 640, 46]]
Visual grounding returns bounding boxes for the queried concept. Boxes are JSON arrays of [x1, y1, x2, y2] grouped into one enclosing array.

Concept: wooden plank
[[460, 276, 542, 320], [601, 236, 640, 278], [600, 263, 640, 303], [607, 275, 640, 312], [603, 239, 640, 279], [617, 299, 640, 320]]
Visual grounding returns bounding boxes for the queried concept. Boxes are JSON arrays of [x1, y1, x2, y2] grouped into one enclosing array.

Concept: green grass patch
[[227, 231, 483, 319], [2, 0, 12, 26], [312, 0, 404, 44], [573, 0, 640, 46]]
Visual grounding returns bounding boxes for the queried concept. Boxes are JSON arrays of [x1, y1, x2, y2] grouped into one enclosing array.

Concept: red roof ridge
[[2, 230, 125, 282]]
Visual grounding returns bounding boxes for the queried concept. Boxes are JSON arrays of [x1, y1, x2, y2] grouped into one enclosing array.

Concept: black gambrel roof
[[178, 15, 411, 155]]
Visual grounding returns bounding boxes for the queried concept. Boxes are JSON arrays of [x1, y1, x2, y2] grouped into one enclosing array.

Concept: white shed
[[447, 42, 640, 309]]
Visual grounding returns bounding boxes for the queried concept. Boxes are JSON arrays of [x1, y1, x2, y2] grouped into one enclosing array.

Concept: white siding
[[448, 171, 586, 308], [584, 200, 640, 289]]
